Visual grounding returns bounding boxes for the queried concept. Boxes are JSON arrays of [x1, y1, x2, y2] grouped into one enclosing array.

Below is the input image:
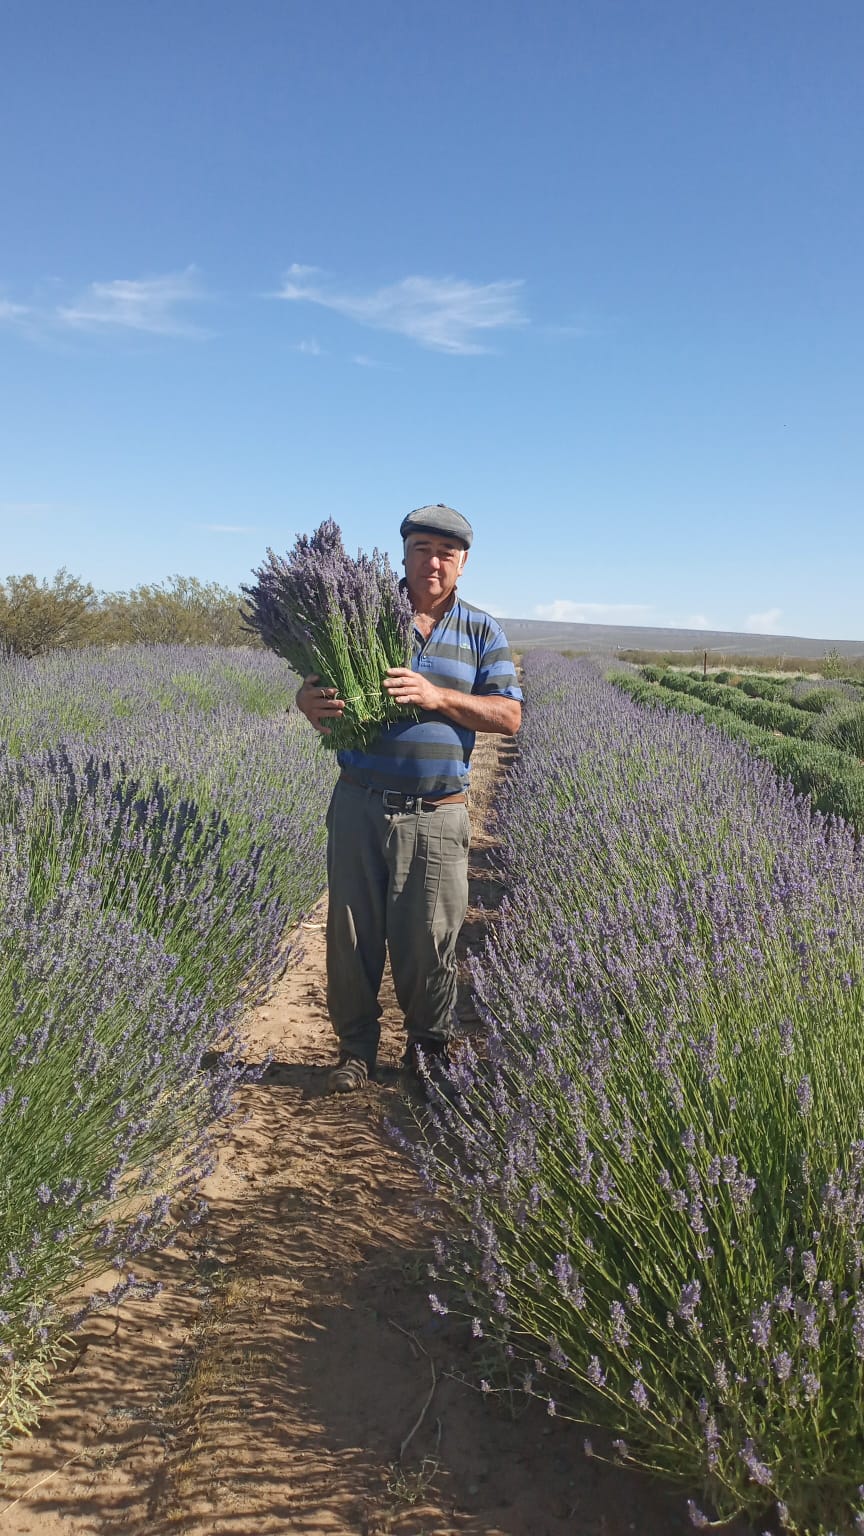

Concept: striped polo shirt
[[337, 595, 522, 797]]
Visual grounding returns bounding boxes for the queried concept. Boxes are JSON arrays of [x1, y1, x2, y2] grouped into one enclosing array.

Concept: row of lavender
[[419, 652, 864, 1535], [0, 646, 333, 1435]]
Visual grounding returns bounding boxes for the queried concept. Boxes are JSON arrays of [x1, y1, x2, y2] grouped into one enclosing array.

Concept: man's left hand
[[383, 668, 441, 711]]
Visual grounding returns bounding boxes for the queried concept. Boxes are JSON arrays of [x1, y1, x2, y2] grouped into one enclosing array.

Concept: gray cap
[[400, 503, 473, 548]]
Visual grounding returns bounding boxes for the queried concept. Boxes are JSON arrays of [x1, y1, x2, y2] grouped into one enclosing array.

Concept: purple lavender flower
[[800, 1369, 820, 1401], [778, 1017, 794, 1057], [677, 1280, 702, 1323], [548, 1334, 568, 1368], [739, 1438, 773, 1486], [750, 1304, 772, 1349], [609, 1300, 630, 1349], [773, 1350, 793, 1381], [586, 1354, 606, 1388], [799, 1305, 820, 1349], [801, 1249, 817, 1284], [853, 1292, 864, 1358]]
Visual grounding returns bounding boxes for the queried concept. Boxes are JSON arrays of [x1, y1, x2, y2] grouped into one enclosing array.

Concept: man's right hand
[[295, 674, 346, 734]]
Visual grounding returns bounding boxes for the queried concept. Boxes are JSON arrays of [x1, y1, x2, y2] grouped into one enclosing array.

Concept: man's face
[[403, 533, 467, 604]]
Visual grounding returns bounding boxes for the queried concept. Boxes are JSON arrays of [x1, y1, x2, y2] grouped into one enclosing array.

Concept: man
[[295, 504, 522, 1094]]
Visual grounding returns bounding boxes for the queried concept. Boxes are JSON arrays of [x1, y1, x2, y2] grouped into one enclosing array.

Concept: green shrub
[[609, 672, 864, 831], [0, 571, 261, 654], [823, 647, 844, 679], [793, 688, 845, 715], [738, 676, 786, 702], [0, 570, 100, 657], [815, 704, 864, 760], [652, 672, 813, 740]]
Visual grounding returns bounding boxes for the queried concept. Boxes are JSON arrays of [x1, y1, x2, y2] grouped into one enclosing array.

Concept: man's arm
[[383, 669, 521, 735]]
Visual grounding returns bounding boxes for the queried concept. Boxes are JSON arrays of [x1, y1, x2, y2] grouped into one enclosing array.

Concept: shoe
[[402, 1039, 459, 1106], [328, 1054, 370, 1094]]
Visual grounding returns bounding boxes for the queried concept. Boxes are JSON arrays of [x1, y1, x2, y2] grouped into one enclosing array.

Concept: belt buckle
[[383, 789, 417, 814]]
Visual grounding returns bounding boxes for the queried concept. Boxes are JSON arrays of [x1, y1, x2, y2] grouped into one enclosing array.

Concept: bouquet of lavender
[[241, 520, 416, 751]]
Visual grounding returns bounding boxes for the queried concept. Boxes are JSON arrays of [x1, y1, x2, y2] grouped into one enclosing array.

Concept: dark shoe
[[402, 1039, 459, 1106], [328, 1054, 370, 1094]]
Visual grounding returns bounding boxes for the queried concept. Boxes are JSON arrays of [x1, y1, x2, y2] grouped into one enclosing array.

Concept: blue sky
[[1, 0, 862, 640]]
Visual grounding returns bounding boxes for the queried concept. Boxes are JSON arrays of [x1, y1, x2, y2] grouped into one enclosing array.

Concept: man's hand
[[295, 674, 346, 733], [384, 667, 521, 735], [383, 668, 442, 711]]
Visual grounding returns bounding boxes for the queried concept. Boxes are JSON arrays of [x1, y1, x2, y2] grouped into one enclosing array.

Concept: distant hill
[[496, 617, 864, 660]]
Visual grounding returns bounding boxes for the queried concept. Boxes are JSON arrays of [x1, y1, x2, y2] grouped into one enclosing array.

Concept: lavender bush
[[415, 652, 864, 1535], [0, 841, 243, 1421], [815, 703, 864, 760], [0, 646, 335, 1439], [241, 519, 416, 750]]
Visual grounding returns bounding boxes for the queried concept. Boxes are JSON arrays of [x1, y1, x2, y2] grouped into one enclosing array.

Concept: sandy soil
[[0, 741, 748, 1536]]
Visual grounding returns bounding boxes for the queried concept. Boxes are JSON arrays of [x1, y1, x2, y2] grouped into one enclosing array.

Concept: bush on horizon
[[618, 647, 864, 682], [0, 571, 260, 656]]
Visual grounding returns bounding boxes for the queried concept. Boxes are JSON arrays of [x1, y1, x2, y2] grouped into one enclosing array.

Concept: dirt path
[[0, 743, 741, 1536]]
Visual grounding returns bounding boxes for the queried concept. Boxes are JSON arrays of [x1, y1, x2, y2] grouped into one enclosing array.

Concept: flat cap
[[400, 503, 473, 548]]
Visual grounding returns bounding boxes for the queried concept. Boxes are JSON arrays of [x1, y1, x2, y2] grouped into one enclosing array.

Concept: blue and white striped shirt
[[338, 596, 522, 797]]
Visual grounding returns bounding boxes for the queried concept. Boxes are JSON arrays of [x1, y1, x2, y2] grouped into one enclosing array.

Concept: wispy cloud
[[543, 310, 615, 342], [535, 600, 654, 624], [277, 264, 526, 355], [352, 353, 400, 371], [0, 299, 30, 325], [474, 598, 511, 619], [57, 267, 208, 337], [0, 500, 59, 514], [543, 321, 588, 339], [745, 606, 783, 634], [296, 338, 324, 356], [535, 600, 719, 631], [199, 523, 255, 534]]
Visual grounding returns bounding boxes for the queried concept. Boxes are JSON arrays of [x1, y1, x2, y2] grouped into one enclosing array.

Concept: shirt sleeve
[[474, 620, 523, 700]]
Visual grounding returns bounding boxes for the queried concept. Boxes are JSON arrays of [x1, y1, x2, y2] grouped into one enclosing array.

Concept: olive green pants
[[325, 778, 471, 1067]]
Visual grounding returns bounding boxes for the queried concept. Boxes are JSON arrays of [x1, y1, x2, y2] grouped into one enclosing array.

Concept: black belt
[[339, 771, 467, 813]]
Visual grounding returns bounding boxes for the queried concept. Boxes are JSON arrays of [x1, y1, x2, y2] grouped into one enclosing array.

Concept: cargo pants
[[325, 777, 471, 1067]]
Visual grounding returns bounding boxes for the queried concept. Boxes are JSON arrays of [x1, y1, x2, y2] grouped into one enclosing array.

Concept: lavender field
[[6, 643, 864, 1532], [0, 645, 334, 1437], [418, 653, 864, 1535]]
